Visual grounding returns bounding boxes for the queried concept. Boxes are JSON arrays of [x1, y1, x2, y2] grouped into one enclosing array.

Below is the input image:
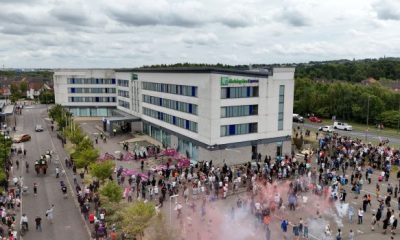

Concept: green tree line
[[294, 78, 400, 128], [295, 58, 400, 82]]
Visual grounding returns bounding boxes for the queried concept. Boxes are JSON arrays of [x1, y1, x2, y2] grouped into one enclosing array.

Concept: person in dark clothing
[[35, 216, 42, 231]]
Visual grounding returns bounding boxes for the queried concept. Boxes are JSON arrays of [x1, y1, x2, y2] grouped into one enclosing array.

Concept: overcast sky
[[0, 0, 399, 68]]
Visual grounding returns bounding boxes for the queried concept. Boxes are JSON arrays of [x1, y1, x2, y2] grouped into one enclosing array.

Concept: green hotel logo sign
[[220, 76, 259, 86], [131, 73, 138, 80]]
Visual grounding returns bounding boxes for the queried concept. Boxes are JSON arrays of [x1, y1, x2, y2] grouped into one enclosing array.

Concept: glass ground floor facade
[[143, 122, 199, 161], [67, 107, 114, 117]]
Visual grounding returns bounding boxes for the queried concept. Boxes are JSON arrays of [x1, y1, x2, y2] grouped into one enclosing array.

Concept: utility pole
[[397, 101, 400, 133], [365, 95, 370, 141]]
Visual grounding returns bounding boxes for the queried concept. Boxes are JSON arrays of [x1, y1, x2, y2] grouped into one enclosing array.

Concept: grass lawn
[[305, 119, 400, 137]]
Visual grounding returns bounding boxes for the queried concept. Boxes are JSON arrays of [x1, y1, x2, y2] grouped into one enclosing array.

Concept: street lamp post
[[365, 95, 371, 141], [169, 194, 179, 224]]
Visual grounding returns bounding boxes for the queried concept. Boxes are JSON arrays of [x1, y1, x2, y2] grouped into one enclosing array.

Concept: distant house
[[26, 82, 53, 99], [360, 77, 378, 85], [0, 87, 11, 97]]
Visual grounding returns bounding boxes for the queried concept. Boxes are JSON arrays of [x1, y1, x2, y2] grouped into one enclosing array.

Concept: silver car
[[35, 124, 43, 132]]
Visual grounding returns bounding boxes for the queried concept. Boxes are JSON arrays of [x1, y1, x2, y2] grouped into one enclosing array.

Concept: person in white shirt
[[358, 208, 364, 224], [20, 213, 29, 230]]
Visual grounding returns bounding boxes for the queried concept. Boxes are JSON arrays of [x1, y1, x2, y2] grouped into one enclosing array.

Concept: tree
[[100, 181, 123, 203], [90, 160, 115, 182], [74, 147, 99, 168], [10, 83, 21, 103], [118, 201, 156, 239], [19, 81, 28, 96], [39, 90, 55, 104]]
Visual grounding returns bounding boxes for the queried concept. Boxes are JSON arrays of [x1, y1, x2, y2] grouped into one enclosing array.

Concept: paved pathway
[[15, 105, 89, 240]]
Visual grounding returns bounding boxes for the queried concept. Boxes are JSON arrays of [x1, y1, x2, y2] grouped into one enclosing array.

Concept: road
[[294, 122, 400, 145], [14, 104, 89, 240]]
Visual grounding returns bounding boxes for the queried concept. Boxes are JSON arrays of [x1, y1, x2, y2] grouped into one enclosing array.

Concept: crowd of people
[[105, 129, 400, 240]]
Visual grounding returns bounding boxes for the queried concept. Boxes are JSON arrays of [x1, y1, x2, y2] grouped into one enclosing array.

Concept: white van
[[333, 121, 352, 131]]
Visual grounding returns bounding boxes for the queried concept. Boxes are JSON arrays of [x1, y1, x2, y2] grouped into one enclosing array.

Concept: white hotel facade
[[54, 67, 295, 165]]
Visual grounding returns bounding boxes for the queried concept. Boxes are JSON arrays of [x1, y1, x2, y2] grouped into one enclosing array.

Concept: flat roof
[[115, 67, 270, 77]]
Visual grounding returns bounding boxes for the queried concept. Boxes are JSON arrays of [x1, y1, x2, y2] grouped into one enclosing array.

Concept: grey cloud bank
[[0, 0, 399, 68]]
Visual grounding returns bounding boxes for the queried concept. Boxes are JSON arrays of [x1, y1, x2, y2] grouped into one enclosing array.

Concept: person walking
[[35, 216, 42, 231], [46, 205, 54, 224], [371, 213, 377, 231]]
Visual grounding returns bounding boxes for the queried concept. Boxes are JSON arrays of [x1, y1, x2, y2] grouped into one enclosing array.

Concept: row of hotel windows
[[68, 97, 116, 103], [68, 88, 116, 94], [142, 82, 197, 97], [118, 100, 130, 109], [142, 95, 198, 115], [118, 80, 129, 87], [221, 105, 258, 118], [278, 85, 285, 131], [67, 78, 116, 85], [221, 123, 258, 137], [118, 90, 129, 98], [142, 107, 198, 133], [221, 86, 259, 99]]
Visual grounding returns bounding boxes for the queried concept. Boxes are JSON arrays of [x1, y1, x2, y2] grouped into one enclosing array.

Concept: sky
[[0, 0, 399, 68]]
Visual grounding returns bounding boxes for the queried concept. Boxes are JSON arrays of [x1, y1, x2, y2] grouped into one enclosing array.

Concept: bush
[[377, 110, 400, 129], [100, 181, 123, 203], [90, 160, 115, 182]]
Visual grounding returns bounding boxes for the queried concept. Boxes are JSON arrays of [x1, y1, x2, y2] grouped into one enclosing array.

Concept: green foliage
[[10, 83, 21, 102], [74, 147, 99, 168], [295, 58, 400, 82], [38, 90, 55, 104], [100, 181, 123, 203], [19, 81, 28, 95], [294, 77, 400, 124], [118, 201, 156, 238], [376, 110, 400, 129], [90, 160, 115, 182]]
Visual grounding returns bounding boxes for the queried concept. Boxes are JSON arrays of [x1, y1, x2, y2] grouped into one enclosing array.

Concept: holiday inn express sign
[[220, 76, 259, 86]]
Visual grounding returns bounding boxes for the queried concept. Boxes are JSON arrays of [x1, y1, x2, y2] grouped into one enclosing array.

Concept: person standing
[[390, 214, 400, 235], [33, 183, 38, 196], [357, 208, 364, 224], [348, 229, 354, 240], [35, 216, 42, 231], [348, 205, 354, 224]]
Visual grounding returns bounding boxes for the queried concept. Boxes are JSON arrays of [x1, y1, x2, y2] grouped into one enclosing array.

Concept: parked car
[[333, 121, 352, 131], [293, 114, 304, 123], [309, 116, 322, 123], [13, 134, 31, 143], [318, 125, 334, 133], [35, 124, 44, 132]]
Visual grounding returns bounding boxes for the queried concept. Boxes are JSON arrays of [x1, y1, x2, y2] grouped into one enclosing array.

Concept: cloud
[[372, 0, 400, 20], [279, 7, 311, 27], [0, 0, 399, 68], [181, 33, 218, 45]]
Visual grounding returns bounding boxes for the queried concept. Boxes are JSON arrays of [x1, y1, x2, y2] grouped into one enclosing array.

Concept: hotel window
[[142, 95, 198, 115], [221, 86, 258, 99], [142, 82, 198, 97], [221, 105, 258, 118], [118, 100, 130, 109], [142, 107, 198, 133], [278, 85, 285, 131], [220, 123, 258, 137]]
